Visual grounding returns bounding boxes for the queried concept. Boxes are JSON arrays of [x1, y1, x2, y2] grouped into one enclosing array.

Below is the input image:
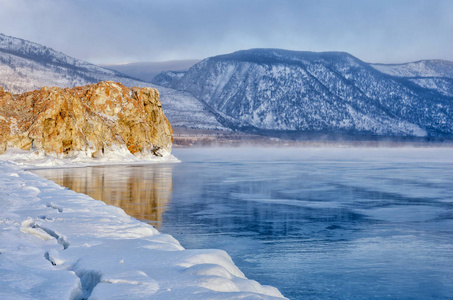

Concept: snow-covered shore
[[0, 156, 285, 299], [0, 147, 181, 169]]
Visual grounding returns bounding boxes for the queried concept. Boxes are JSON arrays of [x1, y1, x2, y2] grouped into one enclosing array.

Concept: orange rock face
[[0, 81, 173, 156]]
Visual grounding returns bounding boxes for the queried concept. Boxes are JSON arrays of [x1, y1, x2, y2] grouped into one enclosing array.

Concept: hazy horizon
[[0, 0, 452, 65]]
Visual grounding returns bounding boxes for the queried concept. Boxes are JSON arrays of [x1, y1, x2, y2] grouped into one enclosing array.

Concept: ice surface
[[158, 147, 453, 299], [0, 158, 285, 299]]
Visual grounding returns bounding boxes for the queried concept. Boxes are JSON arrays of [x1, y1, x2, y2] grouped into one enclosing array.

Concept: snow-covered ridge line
[[371, 60, 453, 79], [0, 160, 285, 299], [0, 32, 118, 76], [0, 33, 151, 94]]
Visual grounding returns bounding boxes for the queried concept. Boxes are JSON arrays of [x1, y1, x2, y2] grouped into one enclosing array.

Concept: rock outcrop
[[0, 81, 173, 157]]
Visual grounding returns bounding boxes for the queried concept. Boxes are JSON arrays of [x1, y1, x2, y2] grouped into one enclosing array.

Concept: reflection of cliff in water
[[32, 165, 173, 228]]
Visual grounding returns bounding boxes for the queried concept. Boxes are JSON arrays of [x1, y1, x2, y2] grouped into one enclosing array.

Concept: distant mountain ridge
[[1, 34, 452, 139], [0, 33, 228, 131], [0, 33, 148, 93], [154, 48, 453, 137], [371, 60, 453, 98], [371, 60, 453, 79], [102, 60, 201, 83]]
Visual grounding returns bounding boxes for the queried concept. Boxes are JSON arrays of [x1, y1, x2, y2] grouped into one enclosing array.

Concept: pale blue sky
[[0, 0, 451, 64]]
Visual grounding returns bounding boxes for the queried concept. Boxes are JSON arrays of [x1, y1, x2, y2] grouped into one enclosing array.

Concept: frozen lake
[[33, 147, 453, 299]]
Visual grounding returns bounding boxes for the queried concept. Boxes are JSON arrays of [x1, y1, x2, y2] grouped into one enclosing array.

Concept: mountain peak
[[209, 48, 360, 66]]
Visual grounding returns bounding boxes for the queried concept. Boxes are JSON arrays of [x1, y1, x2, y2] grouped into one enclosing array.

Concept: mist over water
[[34, 147, 453, 299]]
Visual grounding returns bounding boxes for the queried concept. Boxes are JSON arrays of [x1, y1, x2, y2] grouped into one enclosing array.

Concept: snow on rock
[[0, 161, 286, 299]]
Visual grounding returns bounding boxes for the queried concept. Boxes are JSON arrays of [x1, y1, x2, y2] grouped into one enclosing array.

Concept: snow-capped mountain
[[371, 60, 453, 97], [0, 33, 150, 93], [154, 49, 453, 137], [153, 71, 187, 87], [2, 34, 452, 138], [371, 60, 453, 79], [155, 85, 229, 131], [0, 33, 227, 131], [102, 59, 200, 82]]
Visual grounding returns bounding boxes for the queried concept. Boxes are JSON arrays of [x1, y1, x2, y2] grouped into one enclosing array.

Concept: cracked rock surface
[[0, 81, 173, 157]]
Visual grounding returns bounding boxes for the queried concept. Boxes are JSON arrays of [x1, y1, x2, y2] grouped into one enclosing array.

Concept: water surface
[[33, 147, 453, 299]]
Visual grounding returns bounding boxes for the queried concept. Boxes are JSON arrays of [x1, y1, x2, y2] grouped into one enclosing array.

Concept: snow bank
[[0, 160, 285, 299], [0, 147, 180, 169]]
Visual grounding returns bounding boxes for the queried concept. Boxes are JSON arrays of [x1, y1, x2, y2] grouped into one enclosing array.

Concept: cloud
[[0, 0, 452, 64]]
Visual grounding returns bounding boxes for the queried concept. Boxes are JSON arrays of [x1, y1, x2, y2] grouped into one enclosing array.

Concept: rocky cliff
[[0, 81, 173, 157]]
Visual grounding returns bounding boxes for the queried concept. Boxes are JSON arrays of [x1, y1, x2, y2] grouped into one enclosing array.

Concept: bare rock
[[0, 81, 173, 156]]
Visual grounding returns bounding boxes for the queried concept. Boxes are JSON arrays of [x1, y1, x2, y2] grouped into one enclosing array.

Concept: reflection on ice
[[31, 147, 453, 299], [32, 165, 173, 228], [162, 147, 453, 300]]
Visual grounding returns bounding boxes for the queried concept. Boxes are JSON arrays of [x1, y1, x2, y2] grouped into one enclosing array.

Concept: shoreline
[[0, 147, 180, 170], [0, 159, 285, 299]]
